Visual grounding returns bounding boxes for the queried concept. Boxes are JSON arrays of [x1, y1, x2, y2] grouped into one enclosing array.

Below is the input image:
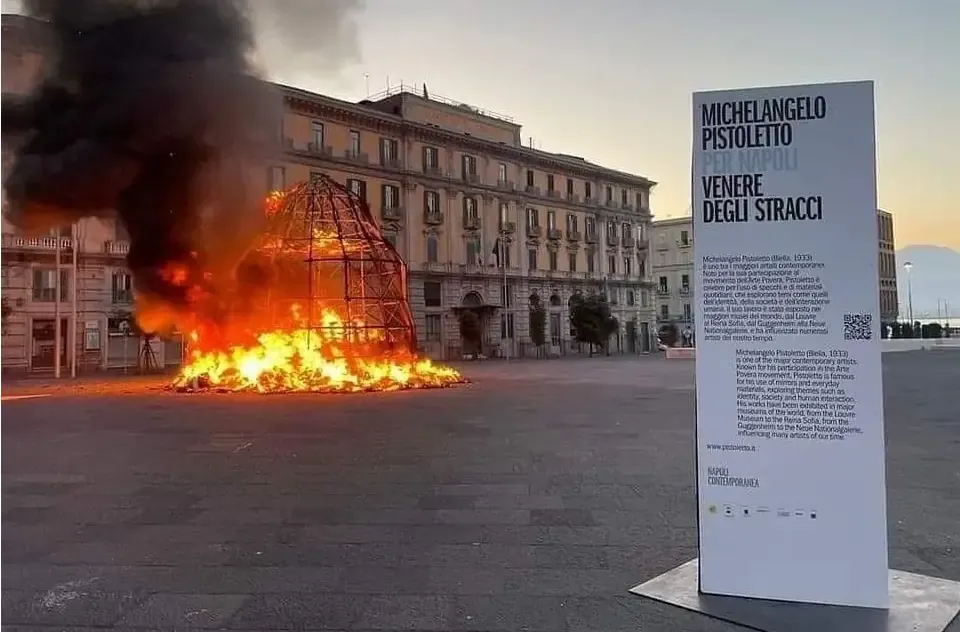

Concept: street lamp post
[[903, 261, 914, 324]]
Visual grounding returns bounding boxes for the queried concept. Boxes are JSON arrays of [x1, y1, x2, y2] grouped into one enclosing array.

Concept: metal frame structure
[[254, 175, 417, 355]]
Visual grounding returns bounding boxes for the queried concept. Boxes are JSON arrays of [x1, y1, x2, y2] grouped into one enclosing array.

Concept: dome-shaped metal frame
[[255, 175, 416, 355]]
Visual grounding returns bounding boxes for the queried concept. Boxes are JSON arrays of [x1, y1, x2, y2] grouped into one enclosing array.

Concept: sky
[[5, 0, 958, 250]]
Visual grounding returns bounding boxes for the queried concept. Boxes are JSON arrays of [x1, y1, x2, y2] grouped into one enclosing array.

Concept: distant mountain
[[895, 245, 960, 320]]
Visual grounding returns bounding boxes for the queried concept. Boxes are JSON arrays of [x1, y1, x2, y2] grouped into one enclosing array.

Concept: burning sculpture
[[171, 177, 463, 393]]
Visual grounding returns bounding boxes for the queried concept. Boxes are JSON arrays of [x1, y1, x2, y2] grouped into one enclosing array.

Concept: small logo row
[[708, 504, 818, 519]]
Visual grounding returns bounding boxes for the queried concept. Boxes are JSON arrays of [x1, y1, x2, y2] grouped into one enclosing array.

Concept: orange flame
[[173, 304, 461, 393]]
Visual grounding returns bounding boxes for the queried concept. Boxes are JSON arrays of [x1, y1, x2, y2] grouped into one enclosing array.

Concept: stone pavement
[[2, 351, 958, 631]]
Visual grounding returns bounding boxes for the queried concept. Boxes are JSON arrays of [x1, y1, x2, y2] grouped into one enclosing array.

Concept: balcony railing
[[382, 206, 404, 221], [547, 228, 562, 240], [382, 157, 403, 169], [424, 210, 444, 225], [423, 165, 444, 177], [566, 192, 581, 204], [567, 230, 581, 242], [2, 234, 73, 250], [526, 224, 543, 238], [104, 240, 130, 255], [306, 142, 333, 156], [679, 285, 691, 295], [606, 234, 619, 247], [584, 232, 598, 244], [525, 185, 540, 196], [344, 150, 369, 164], [496, 179, 515, 191], [546, 189, 560, 199], [462, 172, 480, 184], [678, 239, 693, 248], [463, 215, 481, 230], [635, 239, 649, 251], [499, 221, 516, 234], [622, 236, 635, 248], [657, 287, 670, 296]]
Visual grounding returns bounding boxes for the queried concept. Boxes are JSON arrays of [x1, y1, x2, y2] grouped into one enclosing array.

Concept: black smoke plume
[[3, 0, 281, 329]]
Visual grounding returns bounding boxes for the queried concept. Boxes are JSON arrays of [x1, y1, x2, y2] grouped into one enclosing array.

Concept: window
[[566, 178, 574, 196], [268, 166, 285, 190], [499, 203, 509, 227], [425, 314, 442, 341], [607, 254, 616, 275], [547, 210, 556, 231], [605, 185, 613, 202], [310, 121, 324, 148], [495, 238, 511, 267], [309, 170, 324, 184], [423, 146, 439, 170], [498, 163, 507, 182], [424, 281, 442, 307], [382, 184, 400, 209], [526, 207, 539, 229], [546, 175, 555, 191], [607, 220, 617, 240], [661, 304, 669, 318], [500, 282, 514, 307], [568, 252, 577, 272], [424, 190, 440, 214], [461, 155, 476, 180], [680, 230, 690, 245], [585, 216, 595, 238], [346, 178, 366, 200], [528, 248, 538, 270], [349, 130, 361, 155], [463, 197, 478, 221], [466, 235, 481, 265], [681, 274, 690, 289], [548, 250, 558, 271], [566, 213, 578, 233], [526, 169, 534, 187], [627, 290, 635, 306], [659, 276, 669, 291], [623, 256, 632, 276], [636, 191, 643, 209], [584, 182, 592, 199], [684, 303, 692, 320], [426, 235, 438, 263], [112, 271, 132, 304], [621, 189, 628, 206], [641, 290, 648, 307], [621, 223, 630, 240], [639, 259, 646, 277], [379, 138, 399, 165], [33, 268, 68, 302], [587, 252, 595, 273], [500, 313, 515, 339]]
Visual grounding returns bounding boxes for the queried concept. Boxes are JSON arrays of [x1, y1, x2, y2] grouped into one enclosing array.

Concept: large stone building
[[1, 13, 658, 373], [651, 209, 901, 336]]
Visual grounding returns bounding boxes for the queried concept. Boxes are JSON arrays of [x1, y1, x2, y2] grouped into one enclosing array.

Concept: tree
[[569, 293, 618, 356], [458, 309, 482, 356], [528, 297, 547, 356]]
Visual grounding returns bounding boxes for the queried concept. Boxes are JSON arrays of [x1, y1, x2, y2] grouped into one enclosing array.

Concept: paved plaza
[[2, 351, 958, 631]]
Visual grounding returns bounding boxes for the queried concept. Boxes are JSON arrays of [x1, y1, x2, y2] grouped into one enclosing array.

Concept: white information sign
[[692, 81, 888, 608]]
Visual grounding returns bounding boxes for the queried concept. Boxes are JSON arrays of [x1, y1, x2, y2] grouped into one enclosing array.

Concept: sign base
[[629, 559, 960, 632]]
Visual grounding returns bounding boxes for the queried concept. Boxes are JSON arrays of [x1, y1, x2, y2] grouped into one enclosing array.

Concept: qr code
[[843, 313, 873, 341]]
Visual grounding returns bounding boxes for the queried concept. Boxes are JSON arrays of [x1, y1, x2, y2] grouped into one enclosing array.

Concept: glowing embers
[[169, 176, 464, 394]]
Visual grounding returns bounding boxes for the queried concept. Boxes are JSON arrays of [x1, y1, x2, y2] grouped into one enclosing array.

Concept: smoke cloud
[[2, 0, 282, 331]]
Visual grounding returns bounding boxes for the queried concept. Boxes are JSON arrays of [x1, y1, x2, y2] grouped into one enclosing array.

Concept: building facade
[[877, 209, 899, 322], [650, 217, 694, 329], [1, 14, 658, 372], [651, 210, 901, 341]]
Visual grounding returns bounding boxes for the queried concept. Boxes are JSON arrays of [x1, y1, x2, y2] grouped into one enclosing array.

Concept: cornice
[[282, 92, 656, 190]]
